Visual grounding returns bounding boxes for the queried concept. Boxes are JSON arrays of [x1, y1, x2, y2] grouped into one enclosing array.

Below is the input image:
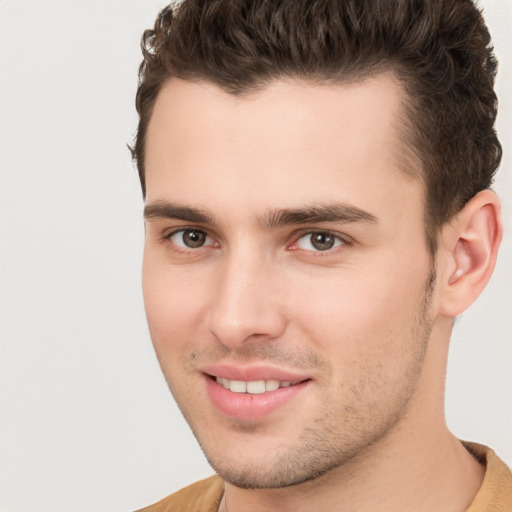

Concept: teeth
[[246, 380, 266, 394], [265, 379, 280, 391], [229, 380, 247, 393], [215, 376, 297, 393]]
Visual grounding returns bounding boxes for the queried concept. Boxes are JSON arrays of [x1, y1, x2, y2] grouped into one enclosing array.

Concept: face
[[142, 76, 436, 489]]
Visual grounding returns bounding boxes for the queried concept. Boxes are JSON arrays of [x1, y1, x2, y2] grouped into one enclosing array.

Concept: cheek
[[288, 259, 430, 358], [142, 253, 210, 356], [289, 269, 432, 421]]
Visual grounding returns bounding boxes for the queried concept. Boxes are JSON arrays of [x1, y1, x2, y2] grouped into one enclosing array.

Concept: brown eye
[[170, 229, 211, 249], [296, 232, 343, 252]]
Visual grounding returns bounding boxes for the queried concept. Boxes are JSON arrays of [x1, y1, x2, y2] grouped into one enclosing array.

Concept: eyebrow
[[262, 204, 378, 228], [144, 200, 378, 228], [144, 201, 216, 224]]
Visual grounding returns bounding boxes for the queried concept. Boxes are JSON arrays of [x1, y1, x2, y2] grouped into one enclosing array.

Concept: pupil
[[311, 233, 334, 251], [183, 230, 206, 248]]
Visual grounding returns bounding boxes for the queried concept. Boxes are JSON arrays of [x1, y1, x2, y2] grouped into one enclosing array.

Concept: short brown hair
[[132, 0, 501, 253]]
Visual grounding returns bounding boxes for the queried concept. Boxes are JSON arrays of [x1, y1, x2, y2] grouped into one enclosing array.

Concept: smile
[[205, 372, 311, 420], [215, 377, 298, 394]]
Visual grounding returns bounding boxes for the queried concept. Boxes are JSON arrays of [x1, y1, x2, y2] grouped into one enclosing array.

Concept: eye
[[168, 229, 213, 249], [295, 231, 344, 252]]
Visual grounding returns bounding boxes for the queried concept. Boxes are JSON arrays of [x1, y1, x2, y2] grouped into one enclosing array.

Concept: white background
[[0, 1, 510, 511]]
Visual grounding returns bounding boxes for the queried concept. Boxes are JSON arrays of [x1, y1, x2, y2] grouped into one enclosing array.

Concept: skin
[[142, 75, 501, 511]]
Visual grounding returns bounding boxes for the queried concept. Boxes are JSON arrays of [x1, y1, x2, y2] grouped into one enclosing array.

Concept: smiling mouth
[[205, 372, 311, 419], [211, 376, 308, 394]]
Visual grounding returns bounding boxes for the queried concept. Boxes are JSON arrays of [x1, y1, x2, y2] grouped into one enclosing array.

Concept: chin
[[193, 424, 372, 490]]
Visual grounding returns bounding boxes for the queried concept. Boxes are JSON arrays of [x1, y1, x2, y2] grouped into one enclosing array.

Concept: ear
[[437, 189, 503, 317]]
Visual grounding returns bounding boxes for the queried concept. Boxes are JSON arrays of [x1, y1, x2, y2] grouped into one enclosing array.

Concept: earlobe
[[438, 190, 502, 317]]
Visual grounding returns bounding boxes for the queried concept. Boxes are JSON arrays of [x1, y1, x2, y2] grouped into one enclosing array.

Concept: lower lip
[[205, 377, 309, 421]]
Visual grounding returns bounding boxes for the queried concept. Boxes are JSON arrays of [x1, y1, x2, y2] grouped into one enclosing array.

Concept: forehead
[[144, 75, 421, 224]]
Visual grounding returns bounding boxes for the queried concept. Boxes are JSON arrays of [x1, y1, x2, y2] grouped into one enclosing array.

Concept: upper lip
[[201, 363, 311, 382]]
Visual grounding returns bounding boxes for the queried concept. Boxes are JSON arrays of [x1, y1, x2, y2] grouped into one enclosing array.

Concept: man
[[132, 0, 512, 510]]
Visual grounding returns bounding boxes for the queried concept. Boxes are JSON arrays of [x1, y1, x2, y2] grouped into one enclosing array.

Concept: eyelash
[[162, 227, 217, 254], [162, 228, 350, 256], [290, 230, 349, 254]]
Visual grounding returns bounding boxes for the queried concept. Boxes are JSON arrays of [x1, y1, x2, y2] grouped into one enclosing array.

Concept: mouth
[[203, 367, 311, 420], [212, 375, 305, 394]]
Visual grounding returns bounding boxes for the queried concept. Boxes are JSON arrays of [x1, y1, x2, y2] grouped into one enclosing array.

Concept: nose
[[207, 253, 287, 349]]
